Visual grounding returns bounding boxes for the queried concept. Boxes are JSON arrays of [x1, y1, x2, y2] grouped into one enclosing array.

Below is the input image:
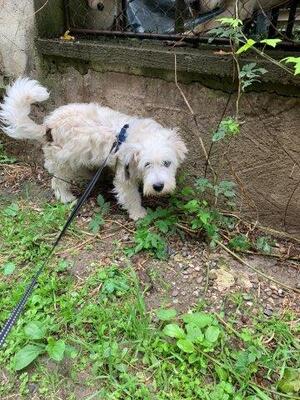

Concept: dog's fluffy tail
[[0, 77, 49, 140]]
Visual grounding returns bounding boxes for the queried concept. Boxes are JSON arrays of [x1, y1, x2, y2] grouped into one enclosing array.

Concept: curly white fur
[[0, 78, 187, 220]]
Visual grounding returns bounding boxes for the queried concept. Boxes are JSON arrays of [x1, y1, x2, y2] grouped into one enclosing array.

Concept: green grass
[[0, 200, 299, 399]]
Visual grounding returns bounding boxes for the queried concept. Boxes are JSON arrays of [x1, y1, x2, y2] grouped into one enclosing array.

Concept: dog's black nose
[[153, 183, 164, 192], [97, 2, 104, 10]]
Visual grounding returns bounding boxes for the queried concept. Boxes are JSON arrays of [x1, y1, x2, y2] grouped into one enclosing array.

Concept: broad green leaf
[[3, 262, 16, 275], [156, 308, 177, 321], [163, 324, 185, 339], [215, 365, 228, 381], [229, 234, 250, 251], [256, 236, 272, 254], [182, 312, 213, 328], [205, 325, 220, 342], [278, 368, 300, 394], [282, 56, 300, 75], [65, 345, 78, 359], [24, 321, 46, 340], [14, 345, 44, 370], [236, 39, 256, 54], [217, 17, 242, 27], [260, 38, 281, 48], [176, 339, 195, 353], [46, 339, 66, 362], [186, 323, 204, 343]]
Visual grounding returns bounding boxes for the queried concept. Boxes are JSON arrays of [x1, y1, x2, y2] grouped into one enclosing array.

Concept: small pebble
[[173, 299, 179, 304], [264, 308, 273, 317], [195, 266, 201, 272], [278, 289, 284, 297], [193, 290, 199, 296], [172, 290, 179, 297], [196, 277, 203, 284], [295, 283, 300, 289]]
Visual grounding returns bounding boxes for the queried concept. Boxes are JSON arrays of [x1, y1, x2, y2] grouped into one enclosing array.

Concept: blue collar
[[115, 124, 129, 152]]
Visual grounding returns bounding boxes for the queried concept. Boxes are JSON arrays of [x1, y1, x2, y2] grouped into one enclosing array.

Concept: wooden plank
[[35, 38, 300, 89]]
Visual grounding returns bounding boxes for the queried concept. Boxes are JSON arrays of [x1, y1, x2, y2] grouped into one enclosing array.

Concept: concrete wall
[[0, 0, 36, 81], [42, 66, 300, 236]]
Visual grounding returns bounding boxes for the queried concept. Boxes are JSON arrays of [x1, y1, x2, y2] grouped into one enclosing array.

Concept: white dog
[[0, 78, 187, 220]]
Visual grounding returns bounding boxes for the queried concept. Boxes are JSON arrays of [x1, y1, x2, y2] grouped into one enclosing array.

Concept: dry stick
[[174, 53, 217, 182], [217, 240, 300, 294]]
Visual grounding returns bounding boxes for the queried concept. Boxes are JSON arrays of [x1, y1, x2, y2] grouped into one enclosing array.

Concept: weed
[[89, 194, 110, 233], [0, 142, 16, 164]]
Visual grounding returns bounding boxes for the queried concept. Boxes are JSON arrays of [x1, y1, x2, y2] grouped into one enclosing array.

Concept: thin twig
[[174, 53, 217, 182], [217, 240, 300, 294]]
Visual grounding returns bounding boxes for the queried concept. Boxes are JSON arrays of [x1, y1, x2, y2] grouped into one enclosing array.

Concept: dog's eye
[[144, 162, 151, 168], [163, 161, 171, 168]]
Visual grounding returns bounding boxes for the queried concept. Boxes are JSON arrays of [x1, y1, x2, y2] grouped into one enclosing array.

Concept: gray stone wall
[[1, 64, 299, 235]]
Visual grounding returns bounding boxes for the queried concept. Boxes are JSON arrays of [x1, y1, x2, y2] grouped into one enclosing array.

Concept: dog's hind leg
[[113, 178, 147, 221]]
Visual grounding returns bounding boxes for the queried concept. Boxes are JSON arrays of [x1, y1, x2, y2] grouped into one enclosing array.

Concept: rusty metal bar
[[63, 0, 71, 31], [286, 0, 299, 38], [68, 27, 300, 49]]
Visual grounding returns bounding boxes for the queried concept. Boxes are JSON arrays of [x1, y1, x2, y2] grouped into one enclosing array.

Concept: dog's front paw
[[56, 191, 77, 204], [129, 207, 147, 221]]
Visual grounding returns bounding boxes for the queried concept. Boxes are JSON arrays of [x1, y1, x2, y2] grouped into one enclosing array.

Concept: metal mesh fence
[[64, 0, 300, 44]]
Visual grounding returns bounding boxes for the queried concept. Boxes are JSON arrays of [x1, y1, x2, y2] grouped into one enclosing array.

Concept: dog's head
[[117, 127, 187, 197]]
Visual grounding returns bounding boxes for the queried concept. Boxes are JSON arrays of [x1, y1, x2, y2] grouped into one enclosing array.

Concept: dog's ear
[[170, 130, 188, 164]]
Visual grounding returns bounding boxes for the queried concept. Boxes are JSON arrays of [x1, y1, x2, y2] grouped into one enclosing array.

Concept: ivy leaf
[[236, 39, 256, 54], [3, 262, 16, 276], [163, 324, 185, 339], [13, 345, 44, 371], [24, 321, 46, 340], [260, 38, 281, 48], [205, 325, 220, 343], [46, 339, 66, 362], [156, 308, 177, 321], [177, 339, 195, 353]]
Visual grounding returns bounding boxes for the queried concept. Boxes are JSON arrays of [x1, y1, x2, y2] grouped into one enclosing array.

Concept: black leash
[[0, 124, 129, 348]]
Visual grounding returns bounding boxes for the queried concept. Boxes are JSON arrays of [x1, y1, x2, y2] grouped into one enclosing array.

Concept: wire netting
[[65, 0, 300, 43]]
